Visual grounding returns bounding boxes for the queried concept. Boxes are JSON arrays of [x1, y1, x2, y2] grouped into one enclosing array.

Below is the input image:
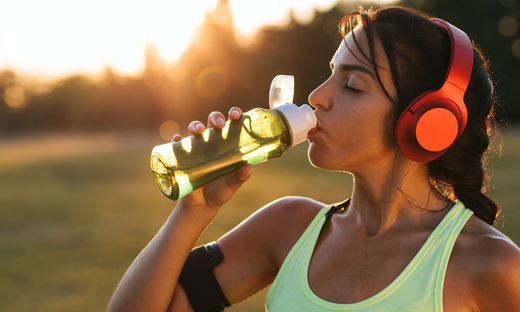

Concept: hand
[[172, 107, 253, 212]]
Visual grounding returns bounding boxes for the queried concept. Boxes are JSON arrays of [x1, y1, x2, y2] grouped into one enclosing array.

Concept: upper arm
[[213, 196, 324, 304], [470, 237, 520, 312]]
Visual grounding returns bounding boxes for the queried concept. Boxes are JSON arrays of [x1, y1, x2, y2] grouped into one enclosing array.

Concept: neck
[[348, 153, 451, 237]]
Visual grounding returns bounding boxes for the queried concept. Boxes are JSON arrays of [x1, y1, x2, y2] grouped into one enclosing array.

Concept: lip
[[307, 126, 319, 139]]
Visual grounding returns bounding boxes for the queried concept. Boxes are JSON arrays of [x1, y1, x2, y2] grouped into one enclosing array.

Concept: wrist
[[174, 199, 221, 229]]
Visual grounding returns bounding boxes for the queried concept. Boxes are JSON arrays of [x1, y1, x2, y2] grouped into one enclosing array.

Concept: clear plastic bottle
[[150, 75, 317, 200]]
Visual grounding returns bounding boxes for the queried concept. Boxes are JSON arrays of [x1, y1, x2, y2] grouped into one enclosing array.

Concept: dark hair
[[339, 6, 501, 224]]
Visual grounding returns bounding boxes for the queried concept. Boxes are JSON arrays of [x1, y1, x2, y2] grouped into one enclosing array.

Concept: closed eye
[[345, 85, 361, 94]]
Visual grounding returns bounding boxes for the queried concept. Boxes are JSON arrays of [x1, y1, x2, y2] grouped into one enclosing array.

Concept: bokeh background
[[0, 0, 519, 311]]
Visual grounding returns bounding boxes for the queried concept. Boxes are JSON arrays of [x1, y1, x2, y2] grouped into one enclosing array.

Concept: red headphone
[[395, 18, 474, 162]]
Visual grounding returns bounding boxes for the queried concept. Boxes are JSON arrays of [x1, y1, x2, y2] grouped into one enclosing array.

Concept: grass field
[[0, 128, 518, 312]]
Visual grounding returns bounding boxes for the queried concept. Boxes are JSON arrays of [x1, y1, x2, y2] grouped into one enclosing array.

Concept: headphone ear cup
[[415, 107, 459, 152], [395, 97, 462, 162]]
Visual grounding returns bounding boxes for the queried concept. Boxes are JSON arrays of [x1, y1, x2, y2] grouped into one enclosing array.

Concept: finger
[[237, 164, 253, 182], [227, 164, 253, 192], [171, 134, 182, 142], [188, 121, 206, 136], [228, 107, 242, 120], [207, 111, 226, 129]]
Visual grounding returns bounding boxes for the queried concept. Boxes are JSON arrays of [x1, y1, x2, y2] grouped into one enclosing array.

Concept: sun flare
[[1, 0, 343, 79]]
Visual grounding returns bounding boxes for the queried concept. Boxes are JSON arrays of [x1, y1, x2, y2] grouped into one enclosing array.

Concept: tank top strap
[[433, 201, 474, 311]]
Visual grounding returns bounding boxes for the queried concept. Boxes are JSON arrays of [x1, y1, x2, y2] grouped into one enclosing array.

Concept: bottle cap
[[269, 75, 294, 109], [275, 103, 317, 147]]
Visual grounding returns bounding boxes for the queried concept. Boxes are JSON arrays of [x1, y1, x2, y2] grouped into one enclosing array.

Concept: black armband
[[179, 242, 230, 312]]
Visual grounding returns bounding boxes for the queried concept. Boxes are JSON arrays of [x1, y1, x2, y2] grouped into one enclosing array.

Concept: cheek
[[383, 106, 400, 147], [356, 100, 399, 147]]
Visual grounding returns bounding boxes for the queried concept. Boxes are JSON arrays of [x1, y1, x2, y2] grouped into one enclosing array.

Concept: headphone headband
[[431, 19, 474, 93]]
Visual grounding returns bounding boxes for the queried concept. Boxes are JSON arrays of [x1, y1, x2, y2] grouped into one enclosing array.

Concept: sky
[[0, 0, 348, 80]]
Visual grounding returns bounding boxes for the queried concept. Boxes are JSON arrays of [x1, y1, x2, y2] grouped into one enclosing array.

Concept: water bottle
[[150, 75, 317, 200]]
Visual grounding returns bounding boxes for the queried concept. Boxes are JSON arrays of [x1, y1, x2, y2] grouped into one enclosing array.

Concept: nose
[[308, 78, 331, 111]]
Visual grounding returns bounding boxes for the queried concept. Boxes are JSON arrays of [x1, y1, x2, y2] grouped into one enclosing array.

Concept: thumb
[[202, 164, 253, 208], [227, 164, 253, 192]]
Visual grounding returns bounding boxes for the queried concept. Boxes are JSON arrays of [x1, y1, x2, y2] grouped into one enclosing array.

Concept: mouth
[[307, 127, 318, 139]]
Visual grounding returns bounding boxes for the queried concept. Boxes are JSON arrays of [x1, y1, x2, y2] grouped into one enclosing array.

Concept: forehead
[[331, 27, 390, 71], [331, 26, 397, 100]]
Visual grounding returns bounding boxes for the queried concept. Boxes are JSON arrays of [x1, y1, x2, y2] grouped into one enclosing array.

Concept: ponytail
[[427, 48, 500, 225]]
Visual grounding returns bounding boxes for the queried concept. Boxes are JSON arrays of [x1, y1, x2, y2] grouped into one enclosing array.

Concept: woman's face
[[307, 27, 399, 174]]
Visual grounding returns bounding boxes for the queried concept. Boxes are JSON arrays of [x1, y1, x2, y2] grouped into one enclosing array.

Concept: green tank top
[[266, 201, 473, 311]]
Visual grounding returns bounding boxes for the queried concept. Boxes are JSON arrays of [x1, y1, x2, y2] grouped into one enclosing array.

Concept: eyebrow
[[330, 62, 375, 79]]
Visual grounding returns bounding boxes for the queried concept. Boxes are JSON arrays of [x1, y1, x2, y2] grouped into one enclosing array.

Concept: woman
[[108, 6, 520, 312]]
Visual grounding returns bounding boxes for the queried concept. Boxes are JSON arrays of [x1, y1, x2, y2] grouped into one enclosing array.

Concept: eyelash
[[344, 85, 360, 93]]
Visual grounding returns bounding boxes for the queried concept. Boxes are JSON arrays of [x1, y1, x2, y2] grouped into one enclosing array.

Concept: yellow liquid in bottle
[[151, 108, 292, 200]]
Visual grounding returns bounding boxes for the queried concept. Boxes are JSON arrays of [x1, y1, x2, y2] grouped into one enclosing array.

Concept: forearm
[[108, 108, 252, 312], [108, 204, 218, 312]]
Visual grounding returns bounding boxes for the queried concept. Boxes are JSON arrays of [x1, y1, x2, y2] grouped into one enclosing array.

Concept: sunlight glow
[[221, 122, 230, 140], [242, 144, 277, 164], [240, 144, 259, 154], [174, 170, 193, 198], [159, 120, 180, 141], [230, 0, 337, 37], [181, 137, 193, 154], [0, 0, 363, 79], [3, 86, 27, 110], [0, 0, 219, 78], [203, 130, 210, 142], [195, 66, 229, 98]]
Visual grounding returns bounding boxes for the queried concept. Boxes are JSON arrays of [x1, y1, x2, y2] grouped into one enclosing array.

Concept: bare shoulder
[[213, 197, 328, 303], [218, 196, 326, 266], [454, 215, 520, 311], [251, 196, 327, 234], [256, 196, 327, 260]]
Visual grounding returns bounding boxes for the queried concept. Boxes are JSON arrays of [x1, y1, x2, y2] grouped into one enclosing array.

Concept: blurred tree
[[404, 0, 520, 121], [168, 1, 355, 125], [0, 71, 19, 131], [1, 0, 518, 134]]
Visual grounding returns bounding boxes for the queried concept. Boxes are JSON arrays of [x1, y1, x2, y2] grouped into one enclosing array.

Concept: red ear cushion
[[416, 108, 459, 152]]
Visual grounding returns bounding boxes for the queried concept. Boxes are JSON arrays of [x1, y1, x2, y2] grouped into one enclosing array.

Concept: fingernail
[[244, 165, 252, 178], [196, 123, 205, 132], [216, 117, 225, 126], [230, 110, 239, 118]]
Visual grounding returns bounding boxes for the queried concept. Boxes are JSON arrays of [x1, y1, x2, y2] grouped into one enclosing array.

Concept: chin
[[307, 143, 322, 167], [307, 145, 335, 170], [308, 143, 355, 173]]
